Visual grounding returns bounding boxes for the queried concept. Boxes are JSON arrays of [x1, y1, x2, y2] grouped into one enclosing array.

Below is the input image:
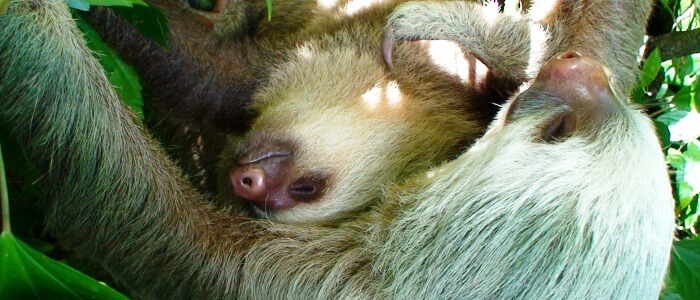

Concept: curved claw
[[382, 26, 395, 70]]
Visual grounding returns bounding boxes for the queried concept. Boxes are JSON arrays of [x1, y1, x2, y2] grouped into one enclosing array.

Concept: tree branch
[[646, 28, 700, 61]]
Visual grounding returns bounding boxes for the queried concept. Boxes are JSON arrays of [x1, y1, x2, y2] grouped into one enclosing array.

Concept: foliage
[[662, 238, 700, 300], [644, 0, 700, 236], [0, 232, 128, 299], [0, 141, 127, 299], [67, 0, 169, 48], [74, 12, 146, 118], [635, 0, 700, 299], [0, 0, 699, 299]]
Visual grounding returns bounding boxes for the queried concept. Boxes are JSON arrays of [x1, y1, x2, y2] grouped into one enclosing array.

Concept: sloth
[[88, 0, 530, 223], [0, 0, 674, 299]]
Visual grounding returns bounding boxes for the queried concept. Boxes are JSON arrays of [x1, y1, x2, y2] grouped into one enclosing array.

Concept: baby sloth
[[215, 0, 532, 224], [84, 0, 531, 224]]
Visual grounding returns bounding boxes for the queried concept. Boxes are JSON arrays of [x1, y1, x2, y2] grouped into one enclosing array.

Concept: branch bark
[[646, 28, 700, 61]]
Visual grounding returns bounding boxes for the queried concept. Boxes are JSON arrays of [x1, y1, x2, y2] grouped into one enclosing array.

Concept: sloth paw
[[385, 2, 447, 42]]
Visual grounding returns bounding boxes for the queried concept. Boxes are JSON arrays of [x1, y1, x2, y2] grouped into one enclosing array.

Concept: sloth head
[[217, 38, 496, 224], [375, 52, 675, 297], [470, 52, 673, 221]]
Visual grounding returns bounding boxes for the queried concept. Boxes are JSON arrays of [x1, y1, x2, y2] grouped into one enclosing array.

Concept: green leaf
[[66, 0, 90, 11], [695, 86, 700, 112], [672, 85, 693, 111], [673, 56, 695, 80], [679, 182, 697, 209], [667, 239, 700, 300], [655, 120, 672, 151], [266, 0, 273, 20], [687, 140, 700, 161], [640, 48, 662, 87], [657, 0, 672, 14], [667, 148, 686, 172], [75, 14, 145, 119], [0, 232, 128, 299], [667, 145, 700, 209], [678, 146, 700, 208], [68, 0, 146, 10], [110, 4, 170, 49], [0, 0, 6, 14], [68, 1, 167, 48], [682, 198, 700, 229], [657, 110, 689, 126], [86, 0, 137, 7], [659, 291, 683, 300]]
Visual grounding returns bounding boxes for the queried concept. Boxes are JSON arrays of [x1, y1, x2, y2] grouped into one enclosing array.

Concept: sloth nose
[[511, 51, 620, 141], [230, 152, 296, 210], [230, 168, 268, 202], [542, 51, 612, 91]]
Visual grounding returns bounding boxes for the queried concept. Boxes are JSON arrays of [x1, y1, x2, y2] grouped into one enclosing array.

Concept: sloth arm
[[386, 1, 533, 83], [388, 0, 651, 98], [86, 0, 263, 133]]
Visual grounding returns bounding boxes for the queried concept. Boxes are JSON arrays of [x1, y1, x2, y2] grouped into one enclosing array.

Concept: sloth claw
[[382, 26, 395, 70]]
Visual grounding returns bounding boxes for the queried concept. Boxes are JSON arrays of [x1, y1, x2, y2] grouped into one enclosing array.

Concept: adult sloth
[[0, 0, 673, 299]]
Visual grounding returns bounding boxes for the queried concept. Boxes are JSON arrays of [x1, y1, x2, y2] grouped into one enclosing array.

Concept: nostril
[[230, 168, 268, 200], [557, 51, 581, 60], [239, 171, 264, 191], [241, 177, 253, 188]]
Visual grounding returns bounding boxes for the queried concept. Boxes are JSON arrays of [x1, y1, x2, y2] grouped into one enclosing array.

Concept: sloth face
[[218, 42, 482, 224], [467, 52, 672, 224]]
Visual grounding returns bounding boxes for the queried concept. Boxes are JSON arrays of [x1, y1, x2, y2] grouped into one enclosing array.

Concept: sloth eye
[[540, 111, 576, 143], [188, 0, 216, 11]]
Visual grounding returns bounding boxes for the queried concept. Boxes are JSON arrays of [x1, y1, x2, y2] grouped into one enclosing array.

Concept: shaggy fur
[[0, 0, 673, 299]]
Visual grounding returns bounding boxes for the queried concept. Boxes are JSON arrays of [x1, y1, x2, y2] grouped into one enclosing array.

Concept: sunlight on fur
[[424, 40, 489, 86], [361, 80, 404, 110], [296, 42, 315, 60], [481, 1, 500, 26], [386, 80, 402, 107], [317, 0, 340, 10], [343, 0, 386, 15], [527, 24, 549, 77]]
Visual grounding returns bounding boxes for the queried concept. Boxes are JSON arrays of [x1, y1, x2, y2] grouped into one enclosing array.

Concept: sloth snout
[[230, 140, 327, 212], [231, 167, 268, 202], [507, 51, 621, 141]]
